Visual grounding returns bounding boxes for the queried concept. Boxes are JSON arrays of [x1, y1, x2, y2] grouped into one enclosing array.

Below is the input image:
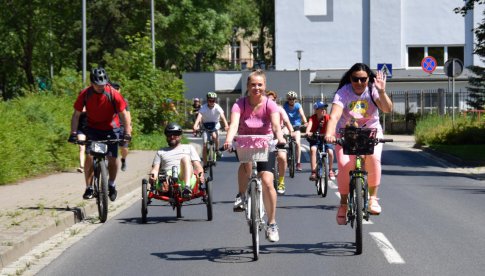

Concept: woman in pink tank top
[[223, 69, 286, 242]]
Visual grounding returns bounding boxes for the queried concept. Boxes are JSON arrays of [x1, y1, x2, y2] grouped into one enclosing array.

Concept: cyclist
[[266, 90, 294, 195], [283, 91, 308, 172], [192, 92, 229, 166], [109, 81, 131, 172], [149, 123, 205, 199], [191, 97, 201, 123], [305, 101, 335, 181], [324, 63, 392, 224], [68, 67, 132, 201], [223, 69, 286, 242]]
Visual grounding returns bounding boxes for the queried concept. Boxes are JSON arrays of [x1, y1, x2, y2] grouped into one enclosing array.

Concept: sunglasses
[[351, 76, 368, 83], [288, 98, 296, 101], [207, 99, 216, 102]]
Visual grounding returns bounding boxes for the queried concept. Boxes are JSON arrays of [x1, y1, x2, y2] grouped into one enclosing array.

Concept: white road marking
[[370, 232, 405, 264]]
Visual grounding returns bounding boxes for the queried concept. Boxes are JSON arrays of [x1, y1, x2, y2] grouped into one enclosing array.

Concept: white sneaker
[[233, 193, 245, 212], [266, 223, 279, 242]]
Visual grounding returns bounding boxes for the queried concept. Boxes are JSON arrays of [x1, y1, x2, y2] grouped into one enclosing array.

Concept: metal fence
[[177, 89, 475, 133]]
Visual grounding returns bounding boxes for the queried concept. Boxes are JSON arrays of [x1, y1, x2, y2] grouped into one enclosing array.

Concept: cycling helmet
[[207, 92, 217, 99], [313, 101, 328, 110], [164, 123, 183, 136], [193, 98, 200, 102], [287, 91, 298, 99], [90, 67, 109, 85]]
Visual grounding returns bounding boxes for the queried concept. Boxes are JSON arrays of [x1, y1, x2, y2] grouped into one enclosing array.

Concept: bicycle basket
[[339, 128, 377, 155], [234, 135, 271, 162]]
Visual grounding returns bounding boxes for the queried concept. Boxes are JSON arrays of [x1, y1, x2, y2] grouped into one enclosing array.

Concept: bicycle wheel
[[321, 155, 329, 198], [315, 157, 322, 195], [141, 179, 148, 224], [207, 143, 214, 179], [205, 178, 213, 221], [354, 177, 364, 255], [288, 141, 295, 178], [97, 160, 109, 223], [250, 180, 260, 261], [273, 153, 279, 190]]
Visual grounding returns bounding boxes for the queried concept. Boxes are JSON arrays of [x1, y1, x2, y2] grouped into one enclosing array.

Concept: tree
[[455, 0, 485, 109]]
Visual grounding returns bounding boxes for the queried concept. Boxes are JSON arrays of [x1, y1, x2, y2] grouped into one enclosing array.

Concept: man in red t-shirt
[[305, 101, 335, 181], [69, 67, 132, 201]]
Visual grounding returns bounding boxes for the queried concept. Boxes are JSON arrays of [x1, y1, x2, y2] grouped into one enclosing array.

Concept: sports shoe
[[296, 163, 302, 171], [266, 223, 280, 242], [108, 185, 117, 201], [329, 170, 336, 180], [121, 159, 127, 171], [276, 181, 286, 195], [336, 204, 347, 225], [77, 167, 84, 173], [216, 150, 223, 158], [368, 197, 381, 215], [233, 193, 245, 212], [309, 171, 317, 181], [182, 187, 192, 199], [83, 187, 94, 199]]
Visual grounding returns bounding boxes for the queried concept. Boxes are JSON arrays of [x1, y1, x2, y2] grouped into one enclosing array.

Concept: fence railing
[[176, 89, 477, 133]]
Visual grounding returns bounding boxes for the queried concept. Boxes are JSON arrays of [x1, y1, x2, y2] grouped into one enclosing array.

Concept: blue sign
[[421, 56, 437, 74], [377, 63, 392, 78]]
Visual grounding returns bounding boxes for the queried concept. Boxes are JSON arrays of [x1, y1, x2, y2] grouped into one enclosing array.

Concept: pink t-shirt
[[231, 96, 279, 135], [333, 83, 382, 132]]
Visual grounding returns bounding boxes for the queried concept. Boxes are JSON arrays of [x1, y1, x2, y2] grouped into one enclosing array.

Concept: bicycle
[[232, 134, 275, 261], [75, 137, 122, 223], [285, 133, 296, 178], [141, 166, 213, 223], [201, 122, 218, 180], [336, 127, 392, 254], [308, 133, 330, 197]]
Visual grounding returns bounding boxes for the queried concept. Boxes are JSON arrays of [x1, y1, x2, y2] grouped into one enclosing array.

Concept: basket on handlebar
[[339, 127, 377, 155], [234, 135, 272, 162]]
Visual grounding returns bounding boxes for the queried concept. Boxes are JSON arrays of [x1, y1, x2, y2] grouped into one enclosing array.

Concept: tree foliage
[[456, 0, 485, 109]]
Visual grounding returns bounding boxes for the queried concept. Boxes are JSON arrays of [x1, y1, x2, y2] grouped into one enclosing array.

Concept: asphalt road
[[36, 136, 485, 276]]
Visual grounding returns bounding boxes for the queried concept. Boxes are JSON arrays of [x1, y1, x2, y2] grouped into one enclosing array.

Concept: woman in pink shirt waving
[[324, 63, 393, 225]]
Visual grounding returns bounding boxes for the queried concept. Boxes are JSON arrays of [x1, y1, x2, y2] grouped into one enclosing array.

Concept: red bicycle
[[140, 166, 213, 223]]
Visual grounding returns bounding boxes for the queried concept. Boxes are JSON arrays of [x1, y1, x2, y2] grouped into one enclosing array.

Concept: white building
[[184, 0, 483, 111]]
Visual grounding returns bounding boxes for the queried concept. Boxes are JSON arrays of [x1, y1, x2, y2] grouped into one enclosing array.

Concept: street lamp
[[296, 50, 303, 101]]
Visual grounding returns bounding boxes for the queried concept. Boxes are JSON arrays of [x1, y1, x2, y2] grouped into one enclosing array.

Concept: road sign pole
[[452, 60, 455, 125]]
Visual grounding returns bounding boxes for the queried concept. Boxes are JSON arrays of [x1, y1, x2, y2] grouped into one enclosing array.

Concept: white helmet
[[287, 91, 298, 99]]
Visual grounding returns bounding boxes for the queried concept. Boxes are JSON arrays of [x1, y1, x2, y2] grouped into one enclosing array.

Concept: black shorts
[[85, 127, 121, 158]]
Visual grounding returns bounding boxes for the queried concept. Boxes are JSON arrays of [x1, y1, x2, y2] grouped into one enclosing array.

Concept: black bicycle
[[285, 134, 296, 178], [201, 122, 218, 180], [76, 138, 122, 222], [336, 127, 392, 254], [310, 133, 330, 197]]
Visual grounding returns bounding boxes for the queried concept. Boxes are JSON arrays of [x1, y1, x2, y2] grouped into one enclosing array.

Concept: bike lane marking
[[369, 232, 406, 264]]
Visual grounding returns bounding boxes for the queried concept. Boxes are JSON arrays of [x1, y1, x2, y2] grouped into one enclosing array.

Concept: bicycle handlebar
[[74, 138, 124, 146]]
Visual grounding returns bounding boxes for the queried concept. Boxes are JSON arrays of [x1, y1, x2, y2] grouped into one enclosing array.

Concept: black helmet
[[90, 67, 109, 85], [164, 123, 183, 136]]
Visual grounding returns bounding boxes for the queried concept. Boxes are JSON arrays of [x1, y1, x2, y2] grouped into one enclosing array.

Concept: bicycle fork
[[348, 172, 369, 224], [246, 179, 265, 227]]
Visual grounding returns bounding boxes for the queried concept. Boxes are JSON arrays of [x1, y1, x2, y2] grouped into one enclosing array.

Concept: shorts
[[165, 169, 197, 190], [308, 138, 335, 152], [236, 151, 276, 173], [85, 127, 121, 158]]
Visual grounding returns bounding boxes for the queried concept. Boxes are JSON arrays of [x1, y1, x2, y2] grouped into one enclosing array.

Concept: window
[[407, 46, 464, 67]]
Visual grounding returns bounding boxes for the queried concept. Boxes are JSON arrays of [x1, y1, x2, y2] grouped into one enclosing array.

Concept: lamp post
[[151, 0, 155, 68], [82, 0, 86, 84], [296, 50, 303, 101]]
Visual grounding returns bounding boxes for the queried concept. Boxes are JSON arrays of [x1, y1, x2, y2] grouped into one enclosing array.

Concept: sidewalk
[[0, 150, 154, 270]]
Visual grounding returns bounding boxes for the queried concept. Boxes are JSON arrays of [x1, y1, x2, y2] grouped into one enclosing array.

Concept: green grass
[[429, 144, 485, 164]]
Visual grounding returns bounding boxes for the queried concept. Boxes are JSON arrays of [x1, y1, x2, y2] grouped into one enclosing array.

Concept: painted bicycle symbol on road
[[421, 56, 437, 74]]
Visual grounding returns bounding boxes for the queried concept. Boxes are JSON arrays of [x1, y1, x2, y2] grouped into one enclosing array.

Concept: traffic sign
[[421, 56, 437, 74], [444, 58, 464, 77], [377, 63, 392, 78]]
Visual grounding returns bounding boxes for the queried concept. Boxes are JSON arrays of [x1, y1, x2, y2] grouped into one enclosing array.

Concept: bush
[[415, 114, 485, 145]]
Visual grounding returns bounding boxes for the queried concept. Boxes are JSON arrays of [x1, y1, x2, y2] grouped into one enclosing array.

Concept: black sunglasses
[[288, 98, 296, 101], [351, 76, 368, 83]]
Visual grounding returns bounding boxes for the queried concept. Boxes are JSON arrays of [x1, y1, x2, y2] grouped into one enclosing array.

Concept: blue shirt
[[283, 102, 303, 126]]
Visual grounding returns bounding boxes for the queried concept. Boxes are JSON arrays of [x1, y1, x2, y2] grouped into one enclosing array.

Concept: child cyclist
[[305, 101, 335, 181], [192, 92, 229, 167]]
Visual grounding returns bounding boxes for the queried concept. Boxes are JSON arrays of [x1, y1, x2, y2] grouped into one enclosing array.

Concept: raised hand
[[374, 70, 387, 92]]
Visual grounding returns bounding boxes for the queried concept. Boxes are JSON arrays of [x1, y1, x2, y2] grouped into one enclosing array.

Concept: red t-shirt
[[308, 114, 330, 134], [74, 86, 127, 130]]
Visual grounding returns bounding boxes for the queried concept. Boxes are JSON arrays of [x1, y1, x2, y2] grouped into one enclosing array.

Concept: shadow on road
[[151, 241, 357, 263]]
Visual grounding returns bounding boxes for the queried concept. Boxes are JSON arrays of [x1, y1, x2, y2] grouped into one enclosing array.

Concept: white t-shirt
[[199, 103, 225, 129], [152, 144, 201, 172]]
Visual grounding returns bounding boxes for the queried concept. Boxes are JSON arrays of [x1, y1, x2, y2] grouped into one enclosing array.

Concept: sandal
[[336, 204, 347, 225], [309, 171, 317, 181]]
